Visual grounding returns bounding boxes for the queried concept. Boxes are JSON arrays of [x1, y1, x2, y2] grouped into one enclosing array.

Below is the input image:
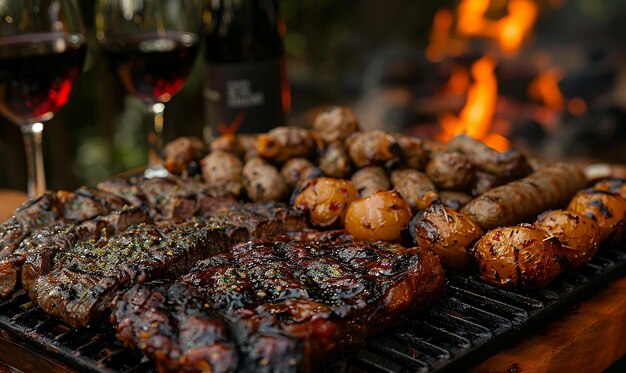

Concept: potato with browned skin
[[200, 151, 243, 196], [395, 135, 430, 170], [439, 191, 473, 210], [242, 157, 289, 202], [344, 191, 413, 242], [426, 151, 475, 190], [472, 225, 567, 290], [256, 127, 317, 164], [567, 189, 626, 242], [319, 142, 352, 179], [312, 106, 360, 144], [292, 177, 358, 228], [409, 201, 483, 270], [164, 137, 207, 175], [535, 209, 600, 269], [280, 158, 322, 188], [351, 166, 390, 198], [210, 133, 244, 157], [346, 131, 401, 168], [390, 169, 438, 211], [594, 178, 626, 200], [238, 134, 258, 161]]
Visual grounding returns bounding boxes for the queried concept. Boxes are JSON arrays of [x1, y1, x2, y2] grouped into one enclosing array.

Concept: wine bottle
[[203, 0, 290, 136]]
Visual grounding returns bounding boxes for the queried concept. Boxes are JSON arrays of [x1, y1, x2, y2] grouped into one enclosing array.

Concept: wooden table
[[0, 190, 625, 372]]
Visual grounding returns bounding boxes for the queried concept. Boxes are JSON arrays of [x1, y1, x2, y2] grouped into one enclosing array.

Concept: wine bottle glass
[[96, 0, 201, 178], [0, 0, 86, 198]]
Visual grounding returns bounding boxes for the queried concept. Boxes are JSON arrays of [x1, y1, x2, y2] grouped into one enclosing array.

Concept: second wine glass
[[96, 0, 200, 178]]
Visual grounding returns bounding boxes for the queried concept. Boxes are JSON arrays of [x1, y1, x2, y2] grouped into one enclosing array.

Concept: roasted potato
[[280, 158, 322, 188], [312, 106, 359, 144], [439, 191, 473, 211], [200, 151, 243, 196], [390, 169, 438, 211], [426, 151, 475, 190], [346, 131, 401, 168], [409, 201, 483, 270], [164, 137, 208, 175], [242, 157, 289, 202], [256, 126, 317, 164], [319, 142, 352, 178], [396, 135, 430, 170], [210, 133, 244, 157], [292, 177, 358, 228], [344, 191, 413, 242], [535, 209, 600, 269], [472, 225, 566, 290], [238, 134, 258, 161], [594, 178, 626, 200], [351, 166, 391, 198], [567, 189, 626, 242]]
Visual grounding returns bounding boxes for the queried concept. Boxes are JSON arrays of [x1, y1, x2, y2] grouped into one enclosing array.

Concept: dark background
[[1, 0, 625, 192]]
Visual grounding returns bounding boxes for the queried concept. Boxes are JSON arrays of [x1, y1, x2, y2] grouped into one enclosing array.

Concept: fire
[[438, 56, 511, 152], [528, 67, 564, 111]]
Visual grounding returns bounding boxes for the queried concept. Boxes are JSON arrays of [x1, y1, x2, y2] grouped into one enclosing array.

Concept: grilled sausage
[[426, 151, 475, 190], [470, 171, 501, 196], [535, 209, 600, 269], [344, 191, 412, 242], [256, 127, 317, 164], [396, 135, 430, 170], [439, 191, 473, 211], [242, 158, 289, 202], [461, 163, 588, 229], [292, 177, 358, 228], [164, 137, 208, 175], [200, 151, 243, 196], [409, 201, 484, 270], [448, 134, 531, 178], [280, 158, 322, 188], [390, 169, 438, 211], [567, 189, 626, 242], [351, 166, 391, 198], [318, 142, 352, 179], [312, 106, 359, 144], [346, 131, 401, 168], [594, 178, 626, 200], [472, 225, 566, 290]]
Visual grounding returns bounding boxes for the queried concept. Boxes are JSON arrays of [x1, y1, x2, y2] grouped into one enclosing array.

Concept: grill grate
[[1, 245, 626, 373]]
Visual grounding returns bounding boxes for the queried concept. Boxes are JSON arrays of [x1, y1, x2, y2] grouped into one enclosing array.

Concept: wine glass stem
[[21, 123, 46, 198], [145, 102, 168, 178]]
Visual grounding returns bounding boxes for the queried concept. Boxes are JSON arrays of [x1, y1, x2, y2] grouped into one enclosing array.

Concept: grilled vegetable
[[439, 191, 473, 210], [390, 169, 438, 211], [535, 209, 600, 269], [461, 163, 588, 229], [280, 158, 322, 188], [200, 151, 243, 196], [312, 106, 360, 144], [351, 166, 391, 198], [426, 151, 474, 190], [292, 177, 358, 228], [396, 135, 430, 170], [448, 134, 531, 178], [344, 191, 412, 242], [319, 142, 352, 178], [409, 201, 483, 270], [594, 178, 626, 200], [567, 189, 626, 242], [472, 225, 566, 290], [346, 131, 401, 168], [242, 158, 289, 202], [256, 126, 317, 164], [164, 137, 207, 175]]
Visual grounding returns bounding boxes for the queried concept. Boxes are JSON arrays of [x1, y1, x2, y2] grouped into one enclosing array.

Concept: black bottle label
[[203, 57, 289, 136]]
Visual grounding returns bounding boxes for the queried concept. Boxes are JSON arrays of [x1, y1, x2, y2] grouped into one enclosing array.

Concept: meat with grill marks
[[113, 239, 445, 372]]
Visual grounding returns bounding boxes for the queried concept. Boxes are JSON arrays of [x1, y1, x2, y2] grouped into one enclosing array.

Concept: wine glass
[[95, 0, 201, 178], [0, 0, 86, 198]]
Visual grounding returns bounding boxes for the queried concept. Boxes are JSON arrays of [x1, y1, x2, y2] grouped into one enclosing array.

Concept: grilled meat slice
[[33, 220, 246, 327], [114, 239, 445, 372]]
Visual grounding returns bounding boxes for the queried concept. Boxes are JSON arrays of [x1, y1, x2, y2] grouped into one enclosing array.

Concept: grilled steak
[[113, 239, 445, 372]]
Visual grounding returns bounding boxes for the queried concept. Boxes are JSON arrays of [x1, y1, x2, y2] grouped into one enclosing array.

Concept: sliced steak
[[113, 239, 445, 372], [33, 220, 247, 327]]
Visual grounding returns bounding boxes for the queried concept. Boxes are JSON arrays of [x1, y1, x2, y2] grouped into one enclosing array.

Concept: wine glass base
[[144, 166, 169, 179]]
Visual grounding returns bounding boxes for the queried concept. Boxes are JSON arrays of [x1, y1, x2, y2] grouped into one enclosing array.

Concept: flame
[[438, 56, 511, 152], [497, 0, 538, 54], [528, 67, 564, 111]]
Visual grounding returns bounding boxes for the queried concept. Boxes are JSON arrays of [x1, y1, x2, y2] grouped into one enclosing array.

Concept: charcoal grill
[[1, 245, 626, 373]]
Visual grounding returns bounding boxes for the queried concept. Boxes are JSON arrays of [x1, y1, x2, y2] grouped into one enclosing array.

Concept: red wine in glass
[[0, 33, 86, 125], [102, 31, 199, 103]]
